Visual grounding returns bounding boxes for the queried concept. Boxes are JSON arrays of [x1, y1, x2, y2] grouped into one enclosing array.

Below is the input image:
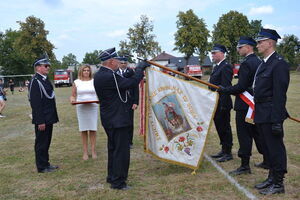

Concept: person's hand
[[272, 123, 283, 136], [132, 104, 138, 110], [38, 123, 46, 131], [136, 60, 150, 70], [216, 85, 225, 93], [69, 96, 76, 104]]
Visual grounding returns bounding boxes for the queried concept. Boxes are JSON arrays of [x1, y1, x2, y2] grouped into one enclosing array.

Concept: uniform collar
[[217, 58, 226, 66], [37, 72, 47, 80], [263, 51, 275, 63]]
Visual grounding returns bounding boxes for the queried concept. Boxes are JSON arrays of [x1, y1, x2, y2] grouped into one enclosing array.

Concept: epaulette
[[276, 54, 283, 60]]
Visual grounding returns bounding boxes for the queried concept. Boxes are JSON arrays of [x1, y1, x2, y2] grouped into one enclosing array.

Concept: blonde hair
[[78, 65, 92, 80]]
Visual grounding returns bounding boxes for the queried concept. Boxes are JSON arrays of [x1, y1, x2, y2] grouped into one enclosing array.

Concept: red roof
[[151, 51, 176, 61]]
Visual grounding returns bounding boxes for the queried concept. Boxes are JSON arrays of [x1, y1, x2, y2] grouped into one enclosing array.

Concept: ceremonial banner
[[145, 68, 218, 169]]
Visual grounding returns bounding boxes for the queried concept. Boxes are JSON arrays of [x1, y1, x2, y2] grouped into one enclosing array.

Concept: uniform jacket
[[209, 59, 233, 110], [29, 73, 59, 125], [223, 54, 261, 110], [254, 52, 290, 123], [118, 68, 139, 105], [94, 66, 144, 129]]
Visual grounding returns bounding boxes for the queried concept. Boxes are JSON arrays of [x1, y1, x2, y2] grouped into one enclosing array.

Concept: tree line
[[1, 9, 299, 79]]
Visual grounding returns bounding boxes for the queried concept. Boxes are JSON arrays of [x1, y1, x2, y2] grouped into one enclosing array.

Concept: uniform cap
[[33, 53, 51, 67], [98, 47, 122, 61], [256, 28, 281, 42], [211, 44, 227, 53], [237, 36, 257, 48]]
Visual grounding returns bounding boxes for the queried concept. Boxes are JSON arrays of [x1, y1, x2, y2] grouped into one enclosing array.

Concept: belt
[[254, 97, 273, 103]]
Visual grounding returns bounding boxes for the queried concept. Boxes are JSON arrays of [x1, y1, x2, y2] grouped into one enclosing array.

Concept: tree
[[277, 34, 300, 69], [212, 11, 251, 64], [62, 53, 79, 68], [126, 15, 161, 59], [14, 16, 55, 73], [0, 29, 26, 75], [82, 50, 101, 65], [249, 20, 262, 39], [174, 9, 210, 64], [118, 40, 134, 63]]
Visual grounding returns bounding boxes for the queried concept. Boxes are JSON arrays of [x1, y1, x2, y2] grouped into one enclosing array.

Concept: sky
[[1, 0, 300, 62]]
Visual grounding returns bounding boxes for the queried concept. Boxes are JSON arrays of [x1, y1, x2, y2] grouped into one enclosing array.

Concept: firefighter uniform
[[220, 36, 266, 175], [253, 28, 289, 195], [29, 55, 59, 173], [209, 44, 233, 162], [93, 48, 148, 190], [117, 59, 139, 147]]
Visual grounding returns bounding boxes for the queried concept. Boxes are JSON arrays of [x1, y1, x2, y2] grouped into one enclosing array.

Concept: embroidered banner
[[145, 68, 218, 169]]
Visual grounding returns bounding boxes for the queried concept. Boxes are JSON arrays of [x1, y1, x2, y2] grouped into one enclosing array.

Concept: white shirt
[[74, 79, 98, 102]]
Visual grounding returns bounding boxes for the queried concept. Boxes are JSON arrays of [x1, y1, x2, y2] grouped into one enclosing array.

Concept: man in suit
[[94, 48, 149, 190], [29, 54, 59, 173], [209, 44, 233, 162], [218, 37, 267, 175], [253, 28, 290, 195], [117, 57, 139, 148]]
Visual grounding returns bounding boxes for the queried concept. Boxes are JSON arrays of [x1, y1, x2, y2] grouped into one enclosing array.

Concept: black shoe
[[211, 151, 224, 158], [111, 185, 131, 190], [254, 162, 269, 169], [259, 184, 285, 195], [254, 178, 273, 190], [216, 154, 233, 162], [229, 166, 251, 176], [38, 168, 56, 173], [48, 165, 59, 170]]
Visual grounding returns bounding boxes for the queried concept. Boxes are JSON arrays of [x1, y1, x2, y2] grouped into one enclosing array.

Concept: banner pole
[[144, 60, 219, 89], [144, 59, 300, 124]]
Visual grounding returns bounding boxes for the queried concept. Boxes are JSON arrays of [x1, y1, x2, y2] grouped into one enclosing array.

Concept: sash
[[239, 91, 255, 124]]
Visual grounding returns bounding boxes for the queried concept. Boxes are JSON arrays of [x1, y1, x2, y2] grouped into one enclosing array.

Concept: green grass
[[0, 73, 299, 200]]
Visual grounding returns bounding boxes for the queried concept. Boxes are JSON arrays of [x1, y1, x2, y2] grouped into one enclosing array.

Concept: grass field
[[0, 73, 299, 200]]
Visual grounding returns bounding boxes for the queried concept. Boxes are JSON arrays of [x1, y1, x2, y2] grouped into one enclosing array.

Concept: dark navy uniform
[[254, 52, 289, 175], [222, 53, 265, 162], [94, 48, 147, 189], [209, 59, 233, 157], [119, 67, 139, 146], [29, 73, 59, 172], [253, 27, 290, 195]]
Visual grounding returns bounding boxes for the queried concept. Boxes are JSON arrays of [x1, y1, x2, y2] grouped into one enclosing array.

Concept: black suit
[[253, 52, 289, 177], [94, 66, 144, 189], [29, 73, 59, 172], [209, 60, 233, 153], [119, 68, 139, 145], [222, 54, 265, 160]]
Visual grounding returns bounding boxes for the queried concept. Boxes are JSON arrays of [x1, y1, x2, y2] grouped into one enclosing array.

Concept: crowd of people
[[13, 27, 290, 194]]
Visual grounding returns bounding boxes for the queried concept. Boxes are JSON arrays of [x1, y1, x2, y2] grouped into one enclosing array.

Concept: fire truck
[[184, 65, 203, 79], [54, 69, 74, 87]]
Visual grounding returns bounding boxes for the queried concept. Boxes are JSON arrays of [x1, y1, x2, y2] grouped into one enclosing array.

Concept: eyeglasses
[[120, 62, 127, 64], [44, 65, 50, 68]]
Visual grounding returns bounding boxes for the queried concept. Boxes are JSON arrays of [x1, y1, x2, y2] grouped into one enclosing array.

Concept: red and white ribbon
[[239, 91, 255, 124]]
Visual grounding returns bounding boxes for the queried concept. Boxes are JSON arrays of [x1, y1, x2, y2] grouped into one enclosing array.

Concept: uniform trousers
[[256, 123, 287, 174], [34, 124, 53, 171], [214, 107, 232, 153], [104, 126, 130, 189], [236, 110, 265, 159]]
